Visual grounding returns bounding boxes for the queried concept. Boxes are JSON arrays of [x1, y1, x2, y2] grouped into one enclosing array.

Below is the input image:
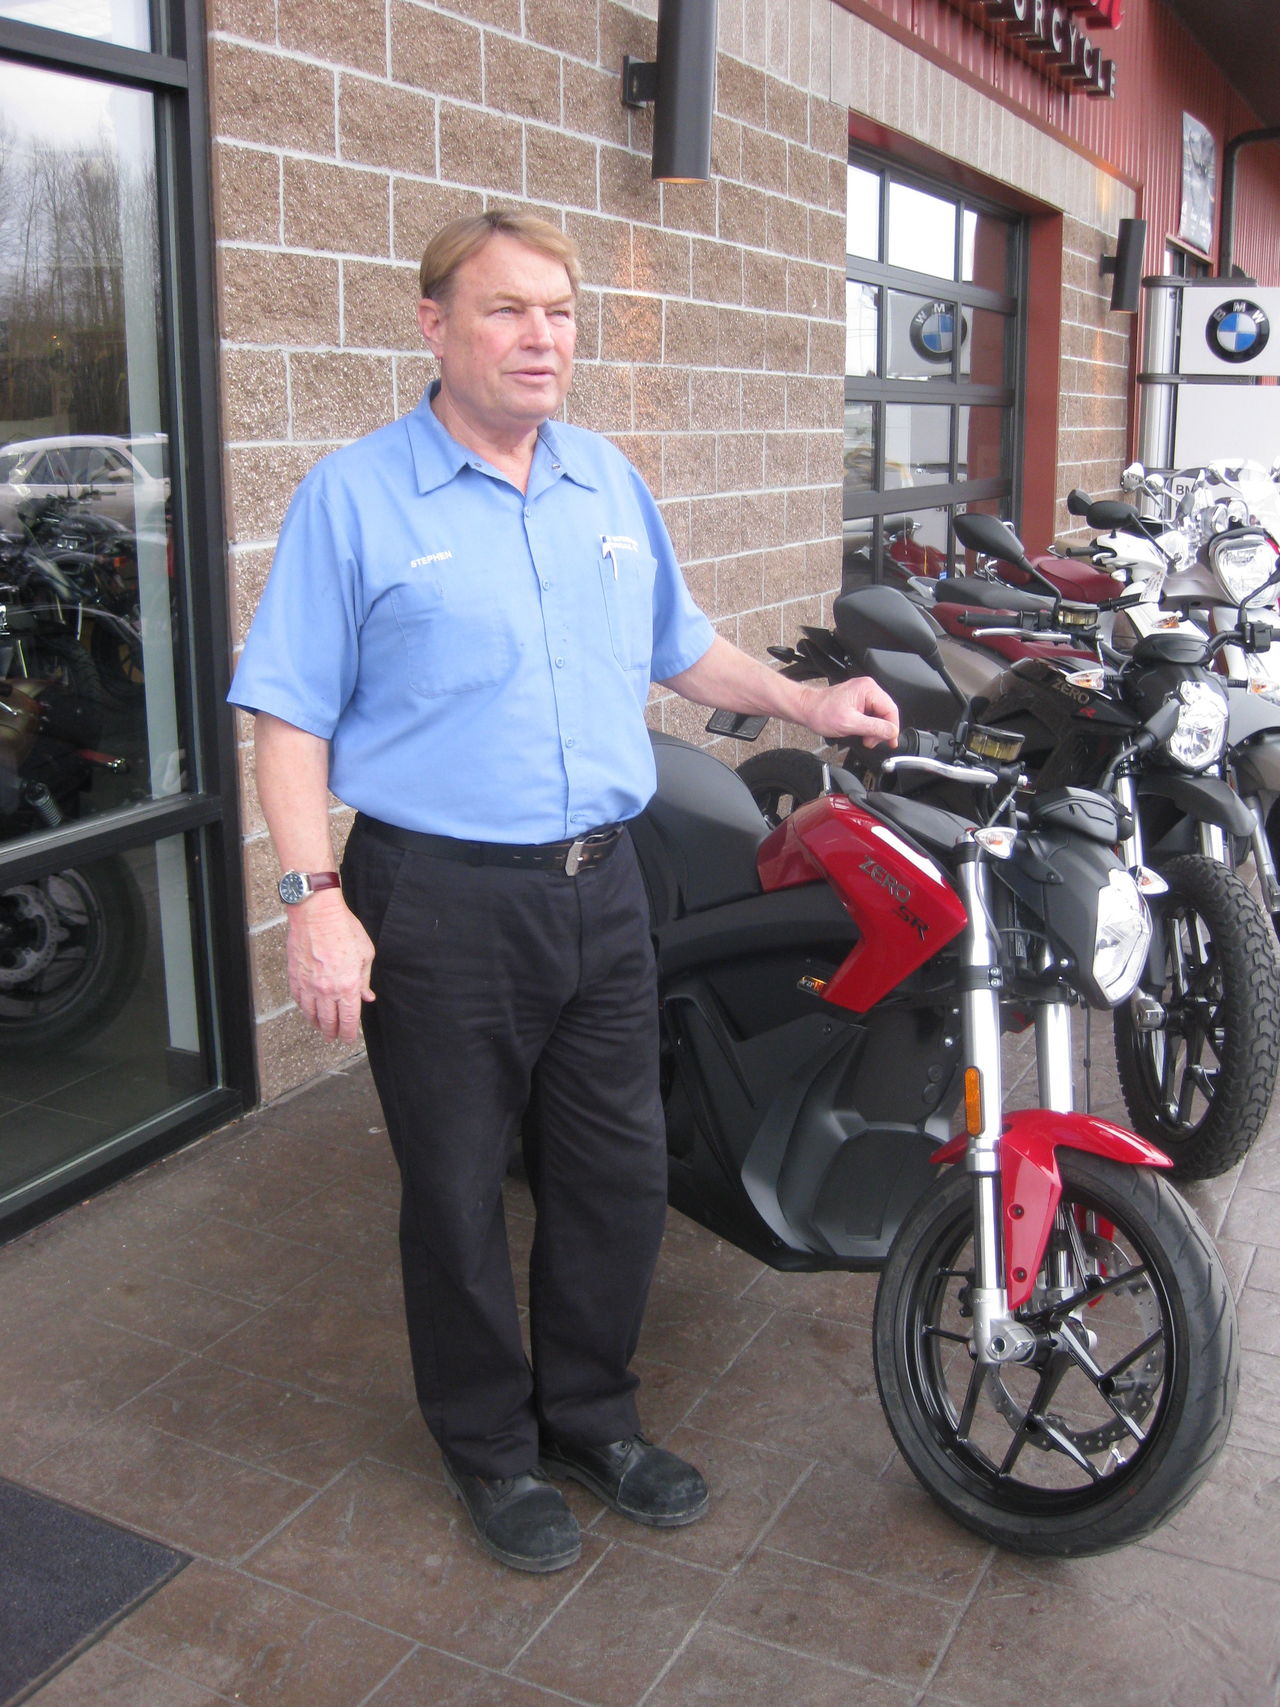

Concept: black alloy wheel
[[1113, 854, 1280, 1179], [873, 1149, 1236, 1556]]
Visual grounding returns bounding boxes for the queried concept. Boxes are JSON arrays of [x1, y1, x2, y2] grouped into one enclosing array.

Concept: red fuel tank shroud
[[756, 793, 968, 1012], [931, 1111, 1172, 1308]]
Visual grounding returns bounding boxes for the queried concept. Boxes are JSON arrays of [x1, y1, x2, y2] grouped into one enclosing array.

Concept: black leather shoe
[[443, 1462, 581, 1572], [539, 1433, 709, 1527]]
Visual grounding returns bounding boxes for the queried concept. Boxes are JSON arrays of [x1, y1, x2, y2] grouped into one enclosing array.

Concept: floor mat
[[0, 1478, 189, 1705]]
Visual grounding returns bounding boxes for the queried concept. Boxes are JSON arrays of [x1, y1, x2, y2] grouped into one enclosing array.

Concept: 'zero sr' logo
[[860, 857, 929, 939]]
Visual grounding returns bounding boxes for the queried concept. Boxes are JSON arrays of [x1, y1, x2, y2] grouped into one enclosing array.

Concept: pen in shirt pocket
[[601, 535, 639, 580]]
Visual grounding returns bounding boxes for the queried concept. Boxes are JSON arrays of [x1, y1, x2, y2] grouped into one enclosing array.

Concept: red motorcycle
[[631, 589, 1236, 1555]]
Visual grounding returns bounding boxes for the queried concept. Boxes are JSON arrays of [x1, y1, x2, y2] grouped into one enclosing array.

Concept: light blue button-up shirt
[[228, 386, 715, 842]]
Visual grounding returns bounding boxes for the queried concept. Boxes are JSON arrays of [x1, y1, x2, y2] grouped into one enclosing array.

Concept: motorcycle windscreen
[[756, 793, 967, 1011]]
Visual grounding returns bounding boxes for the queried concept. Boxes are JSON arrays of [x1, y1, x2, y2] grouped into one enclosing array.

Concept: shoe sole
[[443, 1465, 582, 1573], [540, 1455, 710, 1528]]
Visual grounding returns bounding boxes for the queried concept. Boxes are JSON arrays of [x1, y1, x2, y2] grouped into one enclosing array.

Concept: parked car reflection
[[0, 434, 169, 531]]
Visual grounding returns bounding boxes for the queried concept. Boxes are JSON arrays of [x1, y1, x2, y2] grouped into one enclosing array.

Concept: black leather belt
[[356, 814, 623, 876]]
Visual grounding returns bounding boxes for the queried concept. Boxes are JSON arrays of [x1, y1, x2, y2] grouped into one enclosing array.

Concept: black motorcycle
[[629, 593, 1236, 1556], [732, 519, 1280, 1181]]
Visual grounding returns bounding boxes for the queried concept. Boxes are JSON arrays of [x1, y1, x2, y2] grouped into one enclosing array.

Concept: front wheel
[[873, 1150, 1236, 1556], [1113, 853, 1280, 1179]]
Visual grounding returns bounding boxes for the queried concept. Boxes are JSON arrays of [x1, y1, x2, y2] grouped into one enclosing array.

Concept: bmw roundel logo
[[1206, 298, 1271, 364], [909, 301, 968, 364]]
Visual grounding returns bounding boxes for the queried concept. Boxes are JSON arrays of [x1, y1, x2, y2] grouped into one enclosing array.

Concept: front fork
[[955, 851, 1039, 1366]]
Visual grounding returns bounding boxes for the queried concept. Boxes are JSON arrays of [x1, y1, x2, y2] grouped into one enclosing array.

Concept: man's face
[[417, 234, 577, 439]]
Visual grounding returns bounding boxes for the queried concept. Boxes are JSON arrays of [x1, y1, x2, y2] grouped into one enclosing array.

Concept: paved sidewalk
[[2, 1050, 1278, 1707]]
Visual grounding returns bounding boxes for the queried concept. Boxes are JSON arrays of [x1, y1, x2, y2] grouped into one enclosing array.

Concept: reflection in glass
[[886, 403, 953, 487], [846, 164, 881, 261], [0, 836, 211, 1200], [887, 182, 957, 279], [841, 515, 879, 591], [843, 401, 877, 507], [886, 293, 964, 380], [957, 407, 1008, 484], [960, 308, 1012, 385], [0, 62, 181, 847], [845, 282, 879, 378], [0, 0, 150, 50]]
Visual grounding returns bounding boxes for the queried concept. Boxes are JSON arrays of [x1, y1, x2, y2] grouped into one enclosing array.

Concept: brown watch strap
[[308, 872, 341, 893]]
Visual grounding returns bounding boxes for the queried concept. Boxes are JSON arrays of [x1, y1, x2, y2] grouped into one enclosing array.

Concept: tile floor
[[2, 1047, 1279, 1707]]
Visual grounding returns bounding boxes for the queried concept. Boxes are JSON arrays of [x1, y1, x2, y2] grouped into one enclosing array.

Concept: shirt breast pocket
[[598, 549, 657, 672], [390, 581, 518, 698]]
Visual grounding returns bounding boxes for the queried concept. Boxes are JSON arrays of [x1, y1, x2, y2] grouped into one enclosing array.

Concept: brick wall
[[213, 0, 1136, 1098]]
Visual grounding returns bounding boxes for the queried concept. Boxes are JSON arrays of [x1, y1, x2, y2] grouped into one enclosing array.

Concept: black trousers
[[341, 818, 668, 1479]]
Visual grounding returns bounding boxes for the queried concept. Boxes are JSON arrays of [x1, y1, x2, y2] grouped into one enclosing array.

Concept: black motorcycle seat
[[932, 577, 1053, 614], [639, 734, 769, 915], [864, 790, 976, 858]]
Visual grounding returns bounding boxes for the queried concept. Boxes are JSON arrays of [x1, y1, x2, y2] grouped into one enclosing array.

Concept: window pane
[[886, 293, 963, 381], [962, 209, 1014, 292], [841, 515, 879, 590], [957, 407, 1008, 484], [887, 182, 957, 279], [846, 164, 881, 261], [0, 63, 182, 845], [0, 0, 150, 49], [960, 307, 1014, 386], [843, 401, 877, 507], [885, 402, 953, 487], [0, 836, 213, 1201], [845, 282, 879, 377]]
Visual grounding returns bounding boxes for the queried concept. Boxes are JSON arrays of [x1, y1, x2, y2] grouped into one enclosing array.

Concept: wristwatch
[[278, 870, 342, 905]]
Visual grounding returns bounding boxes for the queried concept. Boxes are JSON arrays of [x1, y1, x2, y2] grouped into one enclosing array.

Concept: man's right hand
[[284, 888, 376, 1044]]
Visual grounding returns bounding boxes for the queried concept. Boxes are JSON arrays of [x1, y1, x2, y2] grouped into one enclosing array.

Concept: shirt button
[[542, 578, 552, 589], [564, 736, 576, 748], [524, 507, 532, 519], [555, 656, 565, 667]]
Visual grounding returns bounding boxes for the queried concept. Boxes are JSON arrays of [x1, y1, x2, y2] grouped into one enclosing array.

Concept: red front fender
[[931, 1112, 1172, 1309]]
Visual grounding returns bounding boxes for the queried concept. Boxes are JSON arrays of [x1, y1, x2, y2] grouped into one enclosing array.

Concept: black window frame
[[844, 147, 1030, 579], [0, 0, 253, 1236]]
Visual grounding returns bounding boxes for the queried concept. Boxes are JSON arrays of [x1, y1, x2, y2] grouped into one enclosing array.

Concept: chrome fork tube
[[1035, 947, 1074, 1113], [1197, 820, 1228, 863], [1114, 771, 1144, 869], [957, 853, 1035, 1364]]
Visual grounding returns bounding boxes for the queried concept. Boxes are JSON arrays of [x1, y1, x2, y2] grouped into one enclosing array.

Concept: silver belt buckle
[[563, 837, 588, 876]]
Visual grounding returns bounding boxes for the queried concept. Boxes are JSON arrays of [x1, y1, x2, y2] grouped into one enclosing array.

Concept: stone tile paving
[[2, 1049, 1278, 1707]]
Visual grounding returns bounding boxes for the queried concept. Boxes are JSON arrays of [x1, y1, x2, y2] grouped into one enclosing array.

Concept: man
[[230, 210, 897, 1575]]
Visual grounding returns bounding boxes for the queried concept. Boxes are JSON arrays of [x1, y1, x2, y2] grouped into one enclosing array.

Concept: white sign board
[[1176, 285, 1280, 378], [1172, 382, 1280, 467]]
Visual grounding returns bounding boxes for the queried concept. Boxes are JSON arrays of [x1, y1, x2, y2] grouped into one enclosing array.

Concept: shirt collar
[[406, 382, 598, 496]]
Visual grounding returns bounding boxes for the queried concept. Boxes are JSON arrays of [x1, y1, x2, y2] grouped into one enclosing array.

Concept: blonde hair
[[419, 211, 582, 303]]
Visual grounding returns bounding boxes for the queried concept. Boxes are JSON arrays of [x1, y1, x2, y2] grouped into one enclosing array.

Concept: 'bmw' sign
[[909, 301, 968, 364], [1206, 299, 1271, 365]]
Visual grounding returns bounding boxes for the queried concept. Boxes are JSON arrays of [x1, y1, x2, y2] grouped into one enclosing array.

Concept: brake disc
[[990, 1230, 1165, 1455], [0, 884, 66, 984]]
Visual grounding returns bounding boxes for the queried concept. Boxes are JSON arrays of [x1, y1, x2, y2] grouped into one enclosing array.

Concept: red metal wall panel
[[839, 0, 1280, 282]]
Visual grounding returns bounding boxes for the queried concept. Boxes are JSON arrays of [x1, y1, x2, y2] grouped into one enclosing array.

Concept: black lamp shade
[[652, 0, 718, 182]]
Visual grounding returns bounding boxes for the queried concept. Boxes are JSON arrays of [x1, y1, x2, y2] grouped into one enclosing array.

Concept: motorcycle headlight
[[1209, 532, 1278, 604], [1093, 869, 1153, 1004], [1164, 679, 1228, 770]]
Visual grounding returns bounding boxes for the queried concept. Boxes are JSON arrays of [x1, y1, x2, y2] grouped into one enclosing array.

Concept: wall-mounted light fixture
[[621, 0, 719, 183], [1099, 217, 1148, 313]]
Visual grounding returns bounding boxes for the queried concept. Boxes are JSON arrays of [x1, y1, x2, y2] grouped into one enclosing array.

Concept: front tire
[[873, 1150, 1236, 1556], [1114, 853, 1280, 1179]]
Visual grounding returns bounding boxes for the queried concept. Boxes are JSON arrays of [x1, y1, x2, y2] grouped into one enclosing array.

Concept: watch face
[[278, 871, 309, 905]]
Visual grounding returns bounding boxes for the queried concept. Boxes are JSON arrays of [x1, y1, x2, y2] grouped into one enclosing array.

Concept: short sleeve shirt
[[228, 387, 715, 842]]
